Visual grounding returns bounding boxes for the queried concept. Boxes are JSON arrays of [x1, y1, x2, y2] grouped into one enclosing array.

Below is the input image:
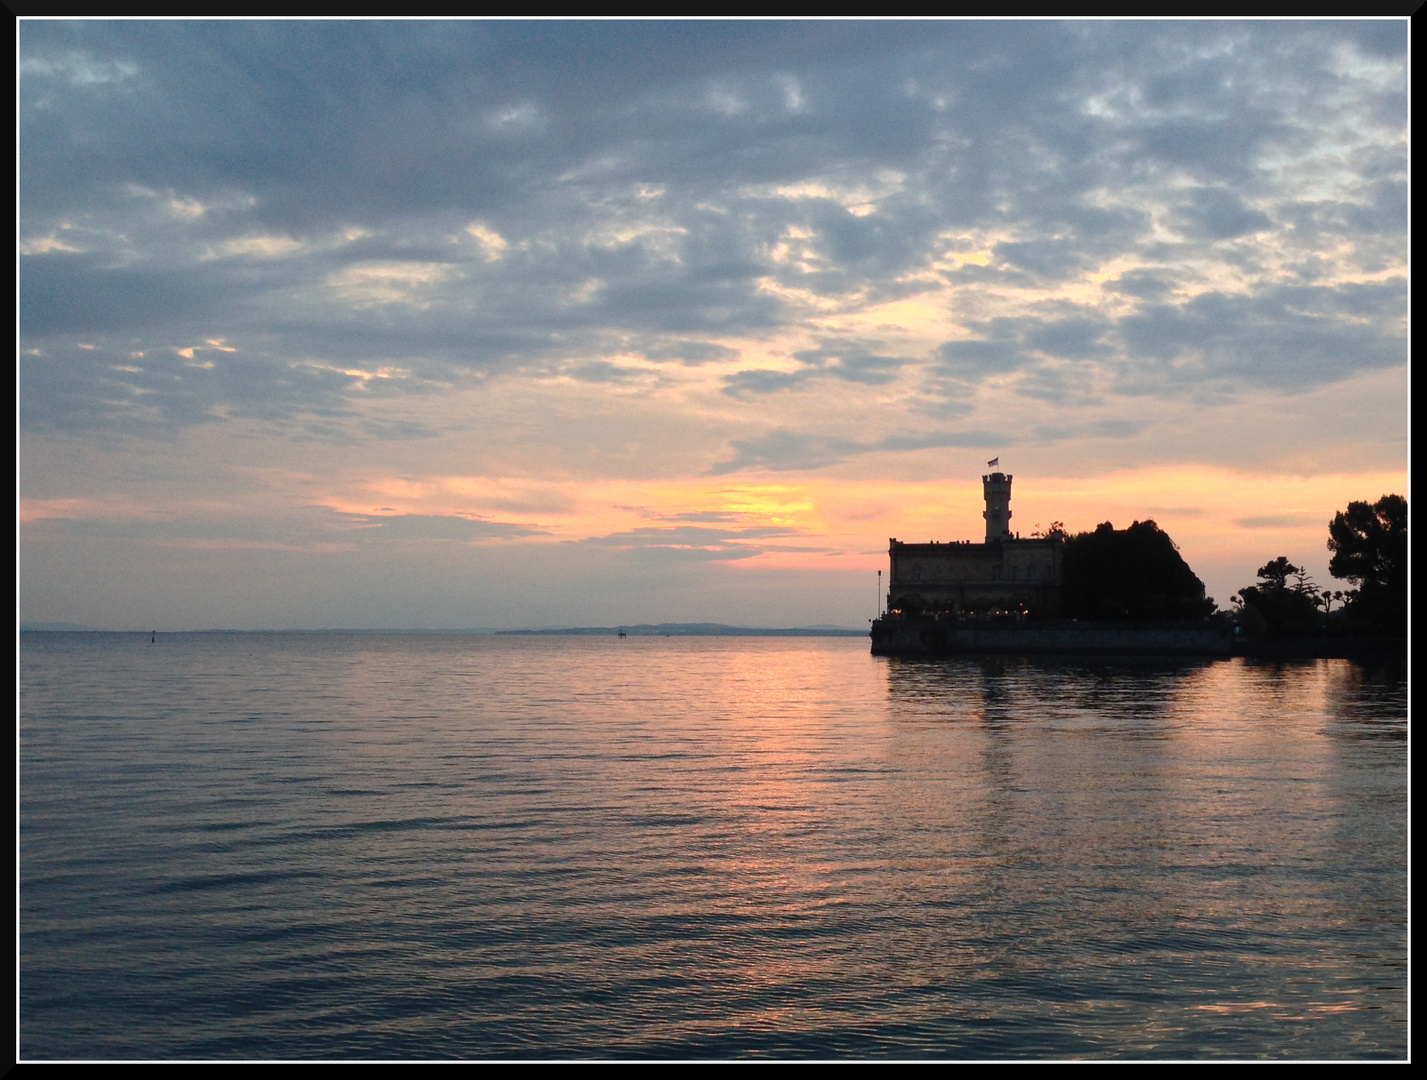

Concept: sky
[[18, 20, 1409, 630]]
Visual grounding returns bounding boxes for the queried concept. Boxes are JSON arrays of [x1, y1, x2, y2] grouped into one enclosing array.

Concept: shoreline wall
[[871, 616, 1232, 657], [870, 616, 1405, 659]]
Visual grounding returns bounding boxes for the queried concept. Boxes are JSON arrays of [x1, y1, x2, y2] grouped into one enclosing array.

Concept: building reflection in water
[[875, 654, 1405, 1050]]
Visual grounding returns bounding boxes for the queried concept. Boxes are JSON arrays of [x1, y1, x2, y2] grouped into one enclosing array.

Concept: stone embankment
[[870, 615, 1404, 659], [870, 615, 1232, 657]]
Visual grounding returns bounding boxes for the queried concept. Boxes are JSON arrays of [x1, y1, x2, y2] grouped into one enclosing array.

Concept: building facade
[[886, 472, 1063, 615]]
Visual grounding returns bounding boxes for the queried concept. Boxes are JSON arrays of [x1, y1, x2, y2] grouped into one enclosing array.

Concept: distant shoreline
[[20, 623, 869, 638], [496, 623, 867, 638]]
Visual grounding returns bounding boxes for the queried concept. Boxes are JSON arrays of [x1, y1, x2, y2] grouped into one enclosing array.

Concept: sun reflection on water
[[20, 636, 1406, 1058]]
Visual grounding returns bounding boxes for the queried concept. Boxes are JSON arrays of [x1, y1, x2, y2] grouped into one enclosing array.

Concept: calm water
[[19, 633, 1407, 1059]]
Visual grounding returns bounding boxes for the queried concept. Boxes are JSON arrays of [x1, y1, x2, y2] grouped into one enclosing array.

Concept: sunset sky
[[19, 20, 1408, 630]]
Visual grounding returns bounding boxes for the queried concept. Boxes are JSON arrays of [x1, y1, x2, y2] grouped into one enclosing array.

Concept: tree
[[1252, 557, 1317, 595], [1060, 520, 1214, 620], [1328, 495, 1406, 592], [1320, 590, 1347, 616], [1234, 557, 1323, 637], [1255, 556, 1299, 590], [1328, 495, 1407, 636]]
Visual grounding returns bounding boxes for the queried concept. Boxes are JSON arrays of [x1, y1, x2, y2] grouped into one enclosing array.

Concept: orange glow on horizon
[[301, 463, 1405, 586]]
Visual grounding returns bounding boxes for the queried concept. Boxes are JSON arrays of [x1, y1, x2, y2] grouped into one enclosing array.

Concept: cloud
[[935, 338, 1026, 380], [1175, 188, 1275, 241], [562, 360, 655, 385], [721, 338, 915, 398], [708, 429, 865, 473], [1031, 419, 1145, 441], [341, 513, 545, 540], [26, 501, 548, 548], [1340, 20, 1407, 59], [933, 314, 1113, 403], [641, 340, 740, 365], [927, 272, 1406, 409], [359, 419, 441, 441], [790, 341, 911, 385], [1115, 278, 1406, 395], [17, 22, 1409, 632], [20, 252, 251, 337], [993, 240, 1095, 280], [1233, 513, 1325, 529], [578, 522, 814, 561], [1136, 117, 1286, 183], [708, 427, 1015, 474], [722, 369, 810, 399], [652, 510, 755, 523], [1105, 269, 1177, 301], [19, 50, 140, 86], [19, 22, 1407, 436]]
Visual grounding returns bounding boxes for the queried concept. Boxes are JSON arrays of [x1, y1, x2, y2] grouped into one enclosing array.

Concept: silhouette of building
[[886, 472, 1062, 615], [982, 470, 1012, 541]]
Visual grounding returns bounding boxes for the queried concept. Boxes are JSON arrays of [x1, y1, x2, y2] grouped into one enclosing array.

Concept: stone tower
[[983, 472, 1012, 542]]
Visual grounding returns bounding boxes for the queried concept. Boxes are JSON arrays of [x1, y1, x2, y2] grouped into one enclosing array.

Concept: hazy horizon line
[[19, 622, 871, 636]]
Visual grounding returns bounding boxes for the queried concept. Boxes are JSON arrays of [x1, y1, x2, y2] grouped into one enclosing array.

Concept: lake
[[19, 632, 1408, 1059]]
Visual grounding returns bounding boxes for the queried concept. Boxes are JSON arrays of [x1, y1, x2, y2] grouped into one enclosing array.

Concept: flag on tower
[[987, 457, 999, 467]]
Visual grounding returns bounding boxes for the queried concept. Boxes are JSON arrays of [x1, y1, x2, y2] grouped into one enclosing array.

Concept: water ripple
[[20, 634, 1406, 1059]]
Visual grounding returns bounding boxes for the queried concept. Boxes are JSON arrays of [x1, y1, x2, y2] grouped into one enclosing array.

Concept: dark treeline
[[1232, 494, 1406, 639], [1060, 520, 1214, 620], [1056, 495, 1406, 638]]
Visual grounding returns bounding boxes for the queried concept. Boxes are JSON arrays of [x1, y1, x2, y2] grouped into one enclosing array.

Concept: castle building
[[886, 472, 1063, 616]]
